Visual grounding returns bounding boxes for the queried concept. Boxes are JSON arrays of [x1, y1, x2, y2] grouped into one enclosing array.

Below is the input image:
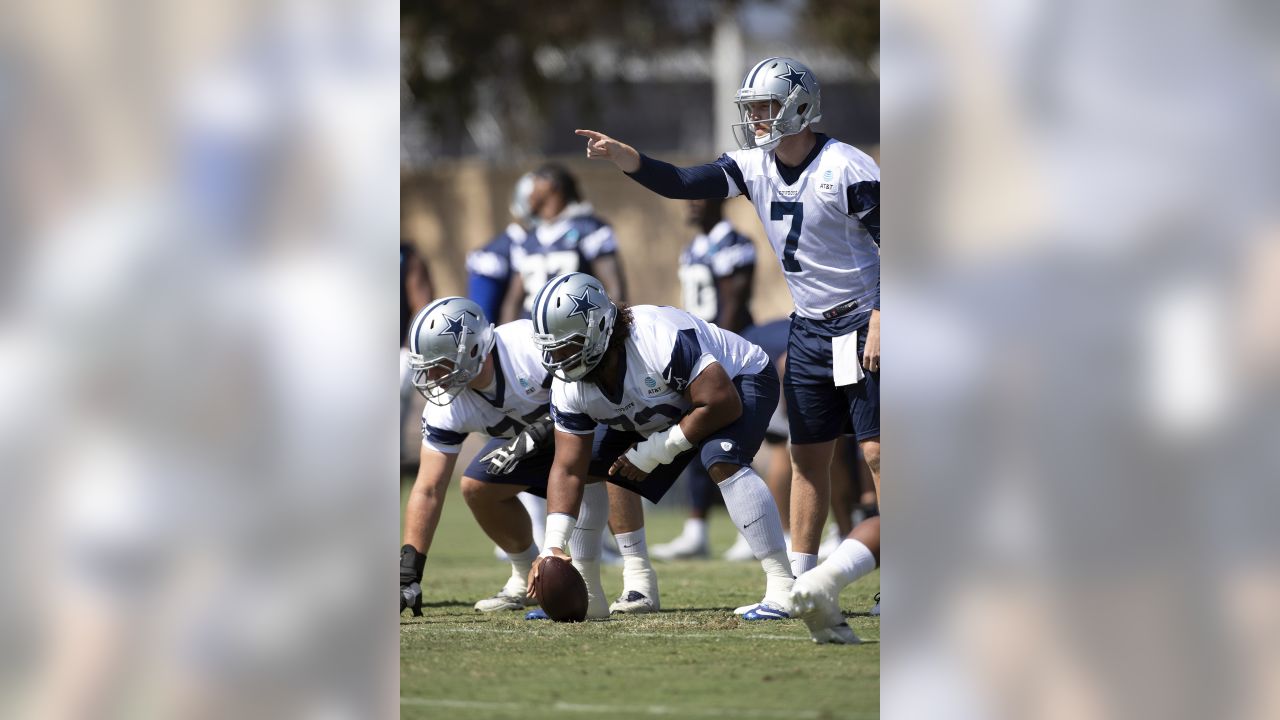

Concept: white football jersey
[[551, 305, 769, 437], [722, 136, 880, 320], [421, 319, 552, 454]]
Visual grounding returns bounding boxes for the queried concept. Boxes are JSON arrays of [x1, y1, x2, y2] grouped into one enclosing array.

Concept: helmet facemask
[[414, 340, 481, 404], [409, 340, 484, 405], [732, 84, 817, 151], [533, 307, 615, 382]]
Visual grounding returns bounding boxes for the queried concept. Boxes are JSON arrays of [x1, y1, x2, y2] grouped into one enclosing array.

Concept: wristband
[[541, 513, 576, 555], [624, 423, 694, 472], [664, 423, 693, 455]]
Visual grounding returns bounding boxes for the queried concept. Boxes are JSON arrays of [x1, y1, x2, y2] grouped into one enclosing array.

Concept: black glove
[[480, 417, 554, 475], [401, 582, 422, 617], [400, 544, 426, 617]]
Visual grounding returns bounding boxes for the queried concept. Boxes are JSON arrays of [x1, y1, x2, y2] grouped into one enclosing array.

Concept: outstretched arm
[[576, 129, 740, 201]]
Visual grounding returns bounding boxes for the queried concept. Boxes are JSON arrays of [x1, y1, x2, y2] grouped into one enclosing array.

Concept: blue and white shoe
[[741, 600, 791, 621], [870, 592, 880, 617], [525, 608, 549, 620], [610, 590, 659, 614]]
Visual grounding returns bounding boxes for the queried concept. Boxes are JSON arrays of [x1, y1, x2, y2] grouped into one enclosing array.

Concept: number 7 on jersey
[[771, 201, 803, 272]]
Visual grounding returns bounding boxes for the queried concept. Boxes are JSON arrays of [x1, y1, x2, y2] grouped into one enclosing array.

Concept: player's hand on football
[[862, 309, 880, 373], [526, 547, 571, 599], [400, 581, 423, 617], [575, 129, 641, 174], [609, 447, 649, 482]]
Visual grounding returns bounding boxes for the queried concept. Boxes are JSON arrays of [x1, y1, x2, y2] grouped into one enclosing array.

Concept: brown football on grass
[[534, 556, 588, 623]]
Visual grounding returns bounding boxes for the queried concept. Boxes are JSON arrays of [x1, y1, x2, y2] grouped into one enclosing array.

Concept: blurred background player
[[499, 163, 627, 322], [528, 273, 794, 621], [575, 57, 881, 627], [400, 239, 434, 477], [468, 172, 535, 323], [500, 162, 643, 582], [466, 172, 551, 558], [652, 197, 794, 561]]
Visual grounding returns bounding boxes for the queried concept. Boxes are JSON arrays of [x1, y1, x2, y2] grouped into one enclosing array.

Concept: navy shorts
[[784, 311, 880, 444], [590, 364, 780, 504]]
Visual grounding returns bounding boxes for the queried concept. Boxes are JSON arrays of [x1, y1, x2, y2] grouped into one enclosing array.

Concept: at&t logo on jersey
[[643, 375, 666, 397], [819, 169, 837, 192], [518, 376, 534, 394]]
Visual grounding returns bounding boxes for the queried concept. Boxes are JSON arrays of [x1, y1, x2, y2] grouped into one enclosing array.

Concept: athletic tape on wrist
[[542, 512, 576, 555]]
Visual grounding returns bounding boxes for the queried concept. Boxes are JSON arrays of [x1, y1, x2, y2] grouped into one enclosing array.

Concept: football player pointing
[[527, 273, 796, 620], [576, 57, 880, 643]]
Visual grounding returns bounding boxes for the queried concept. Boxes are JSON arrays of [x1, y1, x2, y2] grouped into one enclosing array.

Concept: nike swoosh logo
[[743, 516, 763, 529], [622, 542, 638, 548]]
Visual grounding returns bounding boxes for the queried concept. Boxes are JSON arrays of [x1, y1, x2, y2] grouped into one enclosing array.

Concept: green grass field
[[401, 481, 879, 720]]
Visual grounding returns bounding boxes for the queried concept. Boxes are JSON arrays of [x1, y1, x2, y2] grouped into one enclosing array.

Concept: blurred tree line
[[401, 0, 877, 162]]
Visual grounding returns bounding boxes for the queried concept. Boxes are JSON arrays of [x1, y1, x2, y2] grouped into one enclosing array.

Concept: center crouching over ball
[[533, 556, 589, 623]]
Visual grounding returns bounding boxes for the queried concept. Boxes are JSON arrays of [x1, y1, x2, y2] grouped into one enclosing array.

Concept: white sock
[[682, 517, 708, 543], [518, 493, 548, 549], [760, 553, 795, 605], [572, 557, 609, 618], [507, 543, 538, 592], [790, 552, 818, 578], [717, 467, 787, 560], [815, 538, 878, 589], [616, 529, 656, 596], [569, 483, 608, 562]]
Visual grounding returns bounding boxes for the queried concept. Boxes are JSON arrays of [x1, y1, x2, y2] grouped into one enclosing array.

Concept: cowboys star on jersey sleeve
[[420, 319, 553, 453]]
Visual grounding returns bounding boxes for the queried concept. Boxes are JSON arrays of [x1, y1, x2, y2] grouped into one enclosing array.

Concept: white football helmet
[[731, 56, 822, 151], [509, 172, 538, 228], [406, 297, 496, 405], [530, 272, 617, 382]]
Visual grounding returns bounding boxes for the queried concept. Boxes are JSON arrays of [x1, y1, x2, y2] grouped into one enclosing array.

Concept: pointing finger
[[575, 129, 605, 140]]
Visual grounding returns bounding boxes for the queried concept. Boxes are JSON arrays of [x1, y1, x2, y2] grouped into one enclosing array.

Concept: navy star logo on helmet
[[437, 313, 473, 345], [776, 63, 807, 93], [565, 288, 599, 321]]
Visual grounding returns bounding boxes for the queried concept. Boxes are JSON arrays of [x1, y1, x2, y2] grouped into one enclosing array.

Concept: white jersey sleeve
[[421, 402, 470, 454], [550, 380, 597, 435]]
